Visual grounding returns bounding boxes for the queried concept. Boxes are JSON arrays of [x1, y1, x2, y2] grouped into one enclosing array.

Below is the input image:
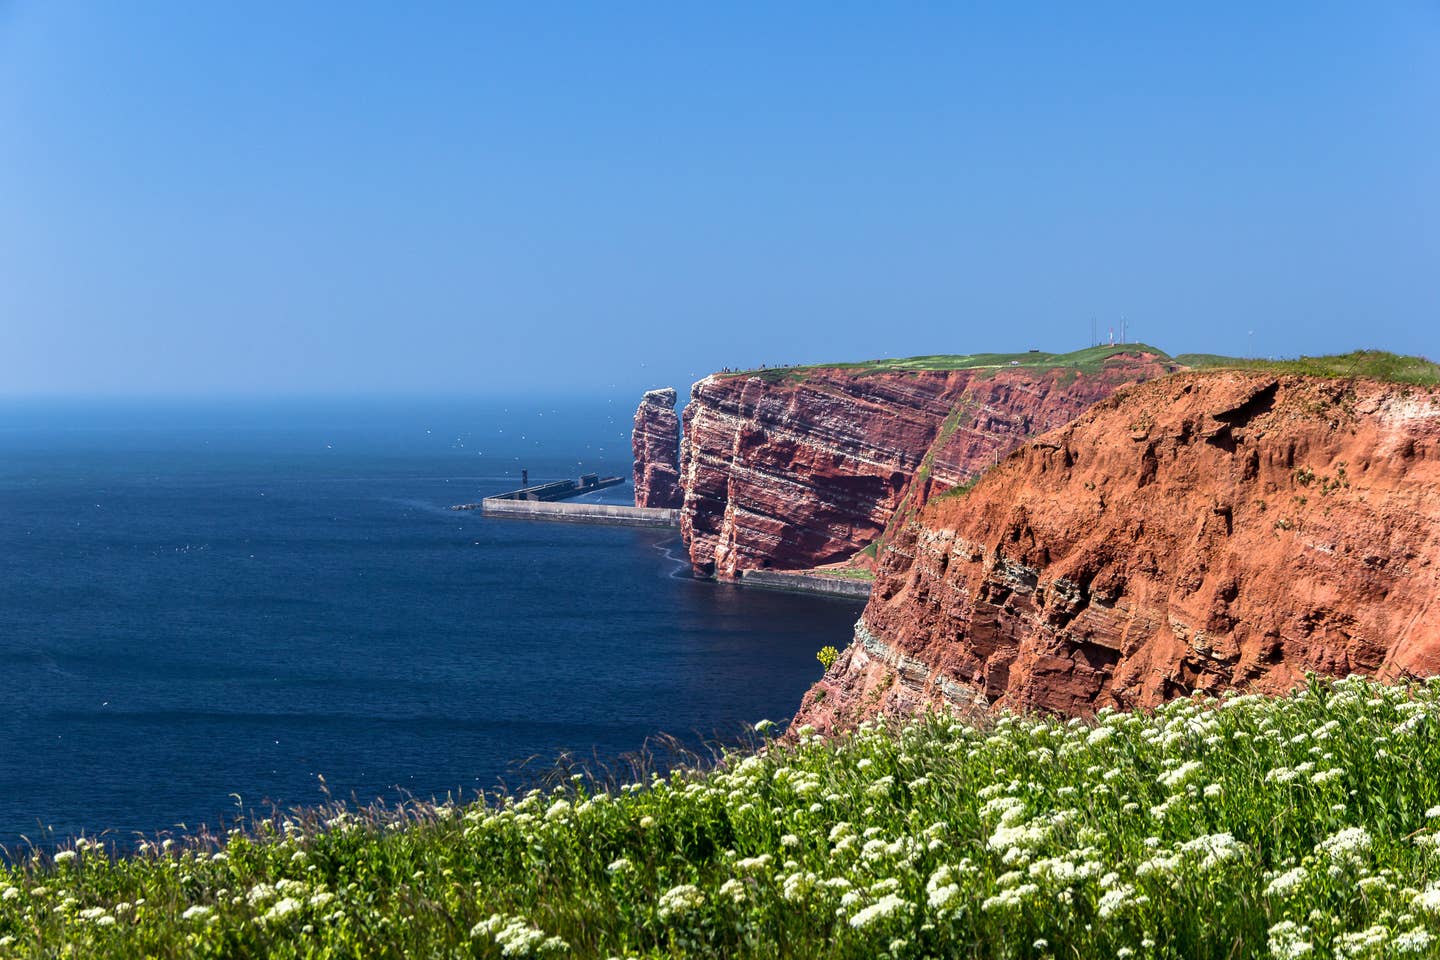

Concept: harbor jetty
[[453, 473, 680, 529], [737, 569, 873, 599]]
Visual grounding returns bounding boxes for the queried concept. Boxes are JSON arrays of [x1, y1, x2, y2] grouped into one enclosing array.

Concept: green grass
[[4, 676, 1440, 957], [930, 472, 985, 505], [813, 568, 876, 582], [738, 347, 1440, 388], [728, 344, 1174, 382], [1173, 350, 1440, 387]]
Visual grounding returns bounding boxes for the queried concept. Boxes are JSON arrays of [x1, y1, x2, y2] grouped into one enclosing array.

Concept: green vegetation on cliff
[[735, 344, 1174, 383], [4, 676, 1440, 958], [1174, 350, 1440, 387], [734, 346, 1439, 388]]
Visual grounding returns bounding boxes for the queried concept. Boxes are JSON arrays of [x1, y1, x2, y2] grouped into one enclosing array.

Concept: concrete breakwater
[[737, 570, 873, 599], [477, 498, 680, 528], [481, 473, 625, 503]]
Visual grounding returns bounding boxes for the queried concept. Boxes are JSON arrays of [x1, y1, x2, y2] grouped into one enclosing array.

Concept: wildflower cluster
[[1, 675, 1440, 957]]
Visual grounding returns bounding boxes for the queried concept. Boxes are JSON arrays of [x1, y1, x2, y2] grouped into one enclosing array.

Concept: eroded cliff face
[[796, 372, 1440, 731], [632, 388, 682, 509], [678, 353, 1175, 577]]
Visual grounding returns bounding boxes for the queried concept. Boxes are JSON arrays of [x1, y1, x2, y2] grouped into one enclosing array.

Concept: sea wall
[[737, 570, 873, 599], [482, 499, 680, 528]]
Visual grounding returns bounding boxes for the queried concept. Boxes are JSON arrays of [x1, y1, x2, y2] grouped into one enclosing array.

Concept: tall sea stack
[[632, 387, 683, 508]]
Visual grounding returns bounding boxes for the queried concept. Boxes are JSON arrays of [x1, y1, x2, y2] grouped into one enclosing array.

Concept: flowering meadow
[[4, 675, 1440, 958]]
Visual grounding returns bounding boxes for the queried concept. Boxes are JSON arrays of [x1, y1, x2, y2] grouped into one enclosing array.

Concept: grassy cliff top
[[1174, 349, 1440, 387], [726, 346, 1439, 387], [729, 343, 1174, 383]]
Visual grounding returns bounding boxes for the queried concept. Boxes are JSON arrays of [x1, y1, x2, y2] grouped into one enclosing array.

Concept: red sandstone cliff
[[796, 372, 1440, 730], [677, 351, 1176, 577], [632, 388, 683, 509]]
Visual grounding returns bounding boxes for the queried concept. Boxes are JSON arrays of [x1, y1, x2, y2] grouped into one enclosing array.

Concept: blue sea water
[[0, 397, 863, 849]]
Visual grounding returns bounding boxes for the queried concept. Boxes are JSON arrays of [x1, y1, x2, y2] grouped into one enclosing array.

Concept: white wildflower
[[1414, 884, 1440, 915], [782, 871, 815, 902], [981, 883, 1040, 913], [1334, 925, 1389, 958], [1136, 854, 1180, 877], [987, 819, 1050, 852], [471, 913, 569, 956], [1268, 920, 1314, 959], [718, 878, 748, 904], [1158, 760, 1204, 790], [657, 884, 705, 920], [1317, 826, 1372, 867], [1265, 867, 1308, 898], [1097, 884, 1137, 918], [260, 897, 302, 923], [1181, 832, 1245, 872], [848, 894, 909, 928], [246, 883, 277, 905], [1393, 927, 1433, 953]]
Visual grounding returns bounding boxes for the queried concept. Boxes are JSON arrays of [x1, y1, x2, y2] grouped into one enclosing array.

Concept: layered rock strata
[[678, 353, 1175, 577], [632, 387, 683, 509], [796, 372, 1440, 730]]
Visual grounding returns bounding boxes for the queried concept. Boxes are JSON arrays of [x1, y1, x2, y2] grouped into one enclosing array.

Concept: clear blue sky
[[2, 3, 1435, 396]]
